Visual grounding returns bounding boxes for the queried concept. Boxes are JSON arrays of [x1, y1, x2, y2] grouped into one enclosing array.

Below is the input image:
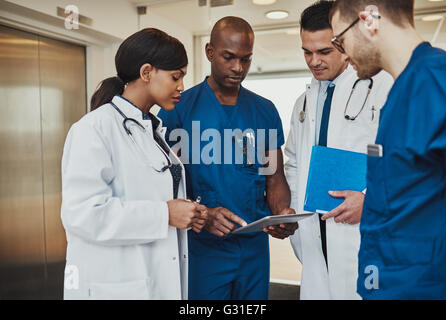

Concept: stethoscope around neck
[[109, 101, 172, 173], [299, 78, 374, 123]]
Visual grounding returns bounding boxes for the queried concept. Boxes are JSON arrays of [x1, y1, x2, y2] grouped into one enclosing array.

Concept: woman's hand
[[167, 199, 208, 231]]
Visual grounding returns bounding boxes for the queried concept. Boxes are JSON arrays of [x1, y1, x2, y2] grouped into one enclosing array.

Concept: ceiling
[[129, 0, 446, 75]]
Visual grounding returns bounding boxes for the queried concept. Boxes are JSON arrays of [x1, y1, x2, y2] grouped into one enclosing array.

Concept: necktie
[[319, 84, 335, 147], [318, 84, 335, 268], [169, 164, 182, 199]]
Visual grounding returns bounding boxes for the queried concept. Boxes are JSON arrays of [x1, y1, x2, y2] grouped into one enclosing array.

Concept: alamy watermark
[[64, 264, 79, 290], [64, 5, 79, 30], [364, 265, 379, 290], [166, 123, 279, 176]]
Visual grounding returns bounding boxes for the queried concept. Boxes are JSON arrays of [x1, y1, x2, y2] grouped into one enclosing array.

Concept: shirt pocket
[[254, 179, 267, 214], [89, 278, 152, 300], [236, 165, 267, 215], [364, 156, 389, 215], [194, 190, 218, 208], [364, 234, 435, 266]]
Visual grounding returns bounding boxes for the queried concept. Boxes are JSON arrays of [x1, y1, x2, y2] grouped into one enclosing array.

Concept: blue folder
[[304, 146, 367, 214]]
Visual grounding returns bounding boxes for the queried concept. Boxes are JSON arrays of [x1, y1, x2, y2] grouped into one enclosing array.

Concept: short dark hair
[[300, 0, 335, 32], [330, 0, 415, 28]]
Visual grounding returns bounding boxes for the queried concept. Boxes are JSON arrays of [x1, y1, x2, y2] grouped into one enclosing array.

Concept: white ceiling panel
[[129, 0, 446, 74]]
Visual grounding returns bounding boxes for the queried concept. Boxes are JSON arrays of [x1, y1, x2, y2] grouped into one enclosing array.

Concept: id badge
[[367, 144, 383, 157]]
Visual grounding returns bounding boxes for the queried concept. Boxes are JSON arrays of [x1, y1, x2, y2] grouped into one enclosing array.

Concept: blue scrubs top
[[158, 78, 285, 238], [357, 42, 446, 299]]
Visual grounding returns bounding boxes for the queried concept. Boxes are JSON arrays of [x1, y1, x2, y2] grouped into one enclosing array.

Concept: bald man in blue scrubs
[[331, 0, 446, 299], [159, 16, 298, 300]]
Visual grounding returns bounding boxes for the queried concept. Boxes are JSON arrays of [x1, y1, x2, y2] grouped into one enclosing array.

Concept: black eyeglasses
[[331, 14, 381, 54]]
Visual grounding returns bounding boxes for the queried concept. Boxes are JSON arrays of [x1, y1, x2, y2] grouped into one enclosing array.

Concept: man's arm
[[264, 149, 298, 239], [265, 149, 291, 214]]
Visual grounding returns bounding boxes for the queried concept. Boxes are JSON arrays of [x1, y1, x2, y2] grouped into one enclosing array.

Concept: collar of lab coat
[[110, 95, 166, 137], [310, 64, 355, 89]]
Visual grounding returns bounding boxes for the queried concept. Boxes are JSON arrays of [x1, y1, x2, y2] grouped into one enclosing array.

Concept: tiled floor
[[269, 282, 300, 300]]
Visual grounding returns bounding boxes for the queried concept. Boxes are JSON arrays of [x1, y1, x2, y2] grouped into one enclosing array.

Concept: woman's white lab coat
[[284, 66, 393, 300], [61, 96, 188, 300]]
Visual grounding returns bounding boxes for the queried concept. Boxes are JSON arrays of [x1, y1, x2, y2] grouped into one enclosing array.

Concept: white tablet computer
[[231, 213, 314, 235]]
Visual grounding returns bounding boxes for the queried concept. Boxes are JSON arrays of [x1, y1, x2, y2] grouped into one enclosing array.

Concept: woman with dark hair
[[60, 28, 207, 300]]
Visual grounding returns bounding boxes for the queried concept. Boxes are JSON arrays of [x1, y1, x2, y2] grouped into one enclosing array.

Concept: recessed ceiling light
[[265, 10, 289, 20], [422, 14, 444, 21], [253, 0, 277, 5], [428, 0, 444, 2]]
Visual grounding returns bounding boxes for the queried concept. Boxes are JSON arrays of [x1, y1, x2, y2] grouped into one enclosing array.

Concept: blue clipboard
[[303, 146, 367, 214]]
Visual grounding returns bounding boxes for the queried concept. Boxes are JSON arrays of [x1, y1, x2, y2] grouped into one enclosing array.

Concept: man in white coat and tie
[[284, 0, 393, 300]]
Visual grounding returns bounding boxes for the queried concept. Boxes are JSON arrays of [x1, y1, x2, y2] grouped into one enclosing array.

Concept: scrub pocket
[[88, 278, 152, 300], [195, 190, 218, 208], [364, 156, 389, 215], [236, 165, 268, 213], [254, 180, 267, 213], [363, 234, 435, 266]]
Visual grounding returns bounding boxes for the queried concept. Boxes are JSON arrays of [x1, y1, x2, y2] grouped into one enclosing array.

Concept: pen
[[186, 196, 201, 203]]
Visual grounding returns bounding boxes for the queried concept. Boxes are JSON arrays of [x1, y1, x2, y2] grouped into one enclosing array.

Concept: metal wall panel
[[0, 25, 46, 299], [0, 25, 87, 299], [38, 35, 86, 299]]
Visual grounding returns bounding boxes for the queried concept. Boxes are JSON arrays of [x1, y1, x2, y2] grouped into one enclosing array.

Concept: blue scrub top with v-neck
[[158, 78, 285, 236], [357, 42, 446, 300]]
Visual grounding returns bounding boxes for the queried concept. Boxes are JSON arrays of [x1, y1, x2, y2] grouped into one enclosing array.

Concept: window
[[243, 76, 312, 140], [244, 75, 312, 284]]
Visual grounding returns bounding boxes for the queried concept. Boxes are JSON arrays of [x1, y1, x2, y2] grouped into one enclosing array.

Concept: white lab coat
[[61, 96, 188, 300], [284, 66, 393, 300]]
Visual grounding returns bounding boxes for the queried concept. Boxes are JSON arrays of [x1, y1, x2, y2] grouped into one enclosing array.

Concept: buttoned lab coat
[[61, 96, 188, 300], [284, 66, 393, 300]]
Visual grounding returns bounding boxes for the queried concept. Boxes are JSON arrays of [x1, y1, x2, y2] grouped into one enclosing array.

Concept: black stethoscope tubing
[[299, 78, 374, 123], [109, 101, 172, 172], [110, 101, 146, 136]]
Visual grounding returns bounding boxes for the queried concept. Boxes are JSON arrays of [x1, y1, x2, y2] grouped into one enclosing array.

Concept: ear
[[140, 63, 153, 83], [205, 43, 214, 62], [359, 9, 380, 36]]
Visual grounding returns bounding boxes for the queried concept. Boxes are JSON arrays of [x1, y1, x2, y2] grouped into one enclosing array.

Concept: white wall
[[139, 11, 195, 91], [137, 10, 195, 115], [4, 0, 138, 39]]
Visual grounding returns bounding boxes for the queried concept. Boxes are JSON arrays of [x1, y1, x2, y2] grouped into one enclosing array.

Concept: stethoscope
[[110, 101, 172, 172], [299, 78, 374, 123]]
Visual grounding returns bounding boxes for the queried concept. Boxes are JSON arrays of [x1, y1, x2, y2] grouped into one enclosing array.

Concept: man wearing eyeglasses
[[330, 0, 446, 300], [284, 0, 393, 300]]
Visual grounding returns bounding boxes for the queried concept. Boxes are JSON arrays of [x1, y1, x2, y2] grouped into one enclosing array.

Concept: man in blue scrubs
[[331, 0, 446, 299], [158, 16, 297, 300]]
